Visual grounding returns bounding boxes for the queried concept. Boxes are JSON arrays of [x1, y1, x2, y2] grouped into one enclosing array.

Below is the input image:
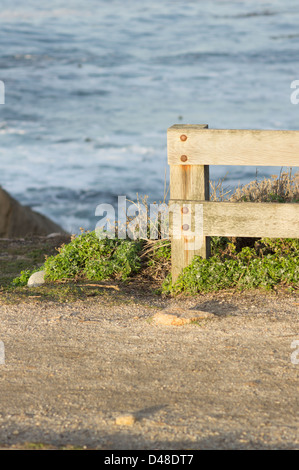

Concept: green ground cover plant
[[161, 238, 298, 294], [10, 170, 298, 295]]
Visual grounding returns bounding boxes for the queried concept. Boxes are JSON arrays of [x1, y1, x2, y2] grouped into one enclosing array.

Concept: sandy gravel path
[[0, 290, 298, 450]]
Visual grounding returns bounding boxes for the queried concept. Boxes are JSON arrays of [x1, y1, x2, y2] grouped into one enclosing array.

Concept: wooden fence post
[[168, 124, 210, 282], [167, 124, 299, 284]]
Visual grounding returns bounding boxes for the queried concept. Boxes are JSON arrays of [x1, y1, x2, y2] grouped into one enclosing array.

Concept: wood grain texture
[[169, 202, 207, 282], [169, 155, 210, 281], [170, 200, 299, 238], [170, 165, 209, 200], [168, 125, 299, 166]]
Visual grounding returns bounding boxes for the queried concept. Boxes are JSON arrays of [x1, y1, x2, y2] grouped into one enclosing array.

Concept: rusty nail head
[[181, 206, 189, 214], [182, 224, 189, 231], [180, 134, 187, 141], [180, 155, 188, 162]]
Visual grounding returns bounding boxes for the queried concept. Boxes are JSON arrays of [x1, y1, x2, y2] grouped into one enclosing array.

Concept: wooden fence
[[168, 124, 299, 282]]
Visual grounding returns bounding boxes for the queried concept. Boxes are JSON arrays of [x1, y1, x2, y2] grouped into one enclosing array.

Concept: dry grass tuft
[[210, 169, 299, 203], [229, 169, 298, 203]]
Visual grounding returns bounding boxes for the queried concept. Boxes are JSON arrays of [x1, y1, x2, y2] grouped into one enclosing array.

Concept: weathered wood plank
[[168, 126, 299, 167], [169, 126, 210, 281], [169, 200, 299, 239], [169, 202, 208, 282], [170, 164, 209, 200]]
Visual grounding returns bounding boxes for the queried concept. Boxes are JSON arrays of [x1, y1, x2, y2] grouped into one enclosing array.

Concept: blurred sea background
[[0, 0, 298, 234]]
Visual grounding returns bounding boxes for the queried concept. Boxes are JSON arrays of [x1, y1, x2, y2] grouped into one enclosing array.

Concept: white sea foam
[[0, 128, 26, 135]]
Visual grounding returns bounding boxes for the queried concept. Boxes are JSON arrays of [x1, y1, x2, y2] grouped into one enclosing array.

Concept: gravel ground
[[0, 289, 298, 450]]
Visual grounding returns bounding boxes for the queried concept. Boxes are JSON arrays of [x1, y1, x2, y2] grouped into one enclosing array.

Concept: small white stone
[[46, 232, 63, 238], [27, 270, 45, 287]]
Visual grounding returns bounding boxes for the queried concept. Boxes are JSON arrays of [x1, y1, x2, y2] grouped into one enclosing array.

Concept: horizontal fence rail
[[168, 125, 299, 166], [168, 124, 299, 282]]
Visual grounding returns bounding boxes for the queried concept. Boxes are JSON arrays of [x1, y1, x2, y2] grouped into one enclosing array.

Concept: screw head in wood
[[182, 224, 189, 231], [181, 206, 189, 214], [180, 155, 188, 162], [180, 134, 187, 141]]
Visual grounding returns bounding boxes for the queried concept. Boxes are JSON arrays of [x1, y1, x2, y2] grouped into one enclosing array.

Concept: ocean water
[[0, 0, 298, 233]]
